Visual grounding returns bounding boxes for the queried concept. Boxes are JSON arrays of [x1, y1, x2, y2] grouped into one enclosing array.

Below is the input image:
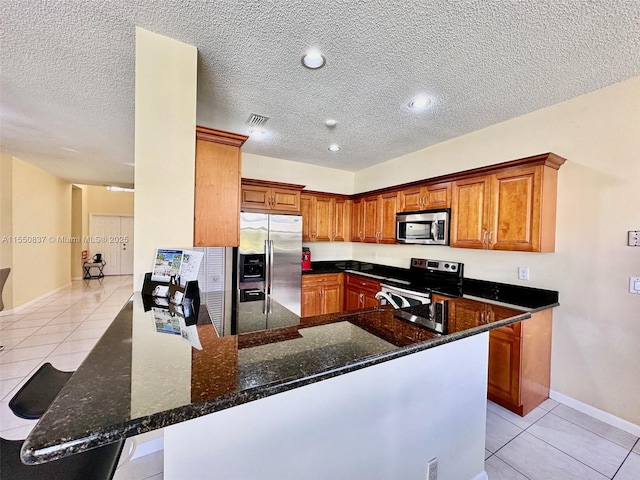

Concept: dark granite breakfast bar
[[20, 265, 558, 478]]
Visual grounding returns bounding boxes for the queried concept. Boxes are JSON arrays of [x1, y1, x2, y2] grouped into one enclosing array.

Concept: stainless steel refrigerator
[[238, 212, 302, 316]]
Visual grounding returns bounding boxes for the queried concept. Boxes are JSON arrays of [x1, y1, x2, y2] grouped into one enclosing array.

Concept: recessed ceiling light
[[302, 48, 326, 69], [409, 95, 432, 110], [325, 119, 337, 128], [328, 144, 341, 152]]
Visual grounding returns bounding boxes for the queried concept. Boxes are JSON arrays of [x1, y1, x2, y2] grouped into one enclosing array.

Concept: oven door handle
[[375, 291, 402, 309]]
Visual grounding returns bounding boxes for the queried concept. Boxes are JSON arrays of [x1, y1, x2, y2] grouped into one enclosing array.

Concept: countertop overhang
[[21, 287, 555, 465]]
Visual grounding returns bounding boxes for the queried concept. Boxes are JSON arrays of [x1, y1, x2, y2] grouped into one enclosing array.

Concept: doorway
[[89, 214, 134, 275]]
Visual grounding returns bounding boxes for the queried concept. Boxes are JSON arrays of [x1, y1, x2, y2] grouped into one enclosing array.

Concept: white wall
[[243, 152, 354, 194], [133, 28, 198, 289], [165, 332, 489, 480], [352, 77, 640, 425]]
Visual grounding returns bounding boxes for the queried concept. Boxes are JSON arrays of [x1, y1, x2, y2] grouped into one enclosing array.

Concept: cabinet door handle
[[488, 230, 493, 245], [482, 229, 488, 246], [421, 195, 426, 207]]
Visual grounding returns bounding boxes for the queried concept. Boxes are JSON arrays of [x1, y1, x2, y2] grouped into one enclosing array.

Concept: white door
[[90, 215, 134, 275], [120, 217, 134, 275]]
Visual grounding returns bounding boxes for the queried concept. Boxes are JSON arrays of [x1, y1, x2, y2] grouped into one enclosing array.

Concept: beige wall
[[133, 28, 198, 289], [0, 153, 14, 310], [243, 152, 354, 195], [84, 185, 135, 216], [352, 77, 640, 425], [4, 157, 72, 307]]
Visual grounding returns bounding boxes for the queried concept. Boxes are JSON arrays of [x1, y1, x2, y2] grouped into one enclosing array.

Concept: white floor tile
[[0, 343, 59, 364], [21, 311, 58, 321], [496, 431, 608, 480], [551, 404, 638, 449], [76, 319, 114, 331], [14, 332, 71, 348], [486, 410, 523, 453], [614, 452, 640, 480], [46, 315, 87, 326], [0, 358, 41, 380], [50, 338, 98, 356], [0, 327, 42, 341], [528, 412, 629, 478], [65, 328, 107, 342], [3, 317, 52, 329], [0, 377, 22, 401], [485, 449, 492, 460], [46, 351, 89, 371], [485, 455, 529, 480], [0, 423, 35, 440], [633, 441, 640, 454], [33, 323, 79, 336], [487, 401, 548, 429], [114, 450, 164, 480], [0, 401, 38, 432]]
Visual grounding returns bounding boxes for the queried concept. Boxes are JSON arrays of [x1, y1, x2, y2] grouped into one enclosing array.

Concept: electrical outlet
[[518, 267, 529, 281], [629, 231, 640, 246], [630, 277, 640, 294], [426, 457, 438, 480]]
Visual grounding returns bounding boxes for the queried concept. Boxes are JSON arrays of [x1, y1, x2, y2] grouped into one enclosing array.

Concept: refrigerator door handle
[[268, 239, 275, 295], [264, 239, 270, 295]]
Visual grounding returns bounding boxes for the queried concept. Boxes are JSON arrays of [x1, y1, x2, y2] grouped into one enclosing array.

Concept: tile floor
[[2, 276, 639, 480]]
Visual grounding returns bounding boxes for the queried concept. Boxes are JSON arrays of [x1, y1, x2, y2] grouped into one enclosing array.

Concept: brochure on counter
[[151, 248, 204, 287]]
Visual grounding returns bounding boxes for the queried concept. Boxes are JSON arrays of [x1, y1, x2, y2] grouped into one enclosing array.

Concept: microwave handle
[[431, 221, 437, 240]]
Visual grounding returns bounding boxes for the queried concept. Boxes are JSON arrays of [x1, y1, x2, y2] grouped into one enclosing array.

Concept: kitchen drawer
[[345, 274, 381, 293], [491, 305, 525, 337], [302, 273, 343, 287]]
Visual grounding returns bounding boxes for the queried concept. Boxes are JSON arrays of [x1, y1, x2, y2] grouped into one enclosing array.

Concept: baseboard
[[0, 282, 72, 316], [550, 389, 640, 437], [131, 430, 164, 460], [71, 276, 84, 281]]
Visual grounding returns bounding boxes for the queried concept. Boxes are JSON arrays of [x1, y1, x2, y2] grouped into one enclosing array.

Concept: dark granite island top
[[21, 290, 553, 465]]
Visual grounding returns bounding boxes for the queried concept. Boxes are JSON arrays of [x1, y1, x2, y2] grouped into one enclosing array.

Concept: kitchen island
[[21, 289, 556, 480]]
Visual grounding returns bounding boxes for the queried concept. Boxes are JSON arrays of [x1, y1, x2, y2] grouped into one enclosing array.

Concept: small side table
[[83, 261, 106, 279]]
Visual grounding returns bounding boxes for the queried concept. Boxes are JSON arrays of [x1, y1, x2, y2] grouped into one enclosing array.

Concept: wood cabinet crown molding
[[350, 152, 566, 199], [196, 126, 248, 147], [242, 178, 306, 191]]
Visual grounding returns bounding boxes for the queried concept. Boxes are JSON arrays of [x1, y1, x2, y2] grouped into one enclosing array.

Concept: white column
[[133, 27, 197, 289]]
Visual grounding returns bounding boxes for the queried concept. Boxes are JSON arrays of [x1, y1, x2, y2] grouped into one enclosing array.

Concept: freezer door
[[268, 214, 302, 316], [239, 213, 268, 255]]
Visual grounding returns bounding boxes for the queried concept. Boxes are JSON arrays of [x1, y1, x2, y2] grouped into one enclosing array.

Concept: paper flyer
[[179, 250, 205, 286], [151, 249, 184, 282]]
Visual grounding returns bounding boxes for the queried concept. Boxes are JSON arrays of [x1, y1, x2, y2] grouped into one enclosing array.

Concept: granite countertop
[[22, 288, 554, 465], [304, 260, 559, 309]]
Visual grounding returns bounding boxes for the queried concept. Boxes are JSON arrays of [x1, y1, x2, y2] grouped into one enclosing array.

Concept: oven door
[[377, 284, 430, 309]]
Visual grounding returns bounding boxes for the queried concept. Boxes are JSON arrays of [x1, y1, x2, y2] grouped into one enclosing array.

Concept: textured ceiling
[[1, 1, 639, 186]]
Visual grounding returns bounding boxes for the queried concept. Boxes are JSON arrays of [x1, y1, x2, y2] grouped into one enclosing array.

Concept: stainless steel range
[[376, 258, 464, 308], [375, 258, 464, 334]]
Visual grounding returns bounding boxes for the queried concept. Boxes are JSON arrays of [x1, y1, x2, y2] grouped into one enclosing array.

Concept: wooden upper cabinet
[[450, 159, 561, 252], [301, 193, 351, 242], [241, 179, 304, 214], [399, 182, 451, 212], [361, 192, 398, 244], [350, 199, 364, 242], [194, 126, 247, 247], [450, 175, 491, 249]]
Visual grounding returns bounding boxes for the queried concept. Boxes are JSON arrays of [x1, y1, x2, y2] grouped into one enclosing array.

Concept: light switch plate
[[518, 267, 529, 280], [629, 231, 640, 246], [630, 277, 640, 294]]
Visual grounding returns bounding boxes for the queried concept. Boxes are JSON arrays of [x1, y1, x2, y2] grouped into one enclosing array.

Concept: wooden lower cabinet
[[344, 274, 381, 311], [433, 294, 552, 416], [488, 308, 552, 416], [301, 274, 343, 317]]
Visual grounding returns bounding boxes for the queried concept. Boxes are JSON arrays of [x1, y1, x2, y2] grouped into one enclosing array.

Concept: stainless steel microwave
[[396, 209, 450, 245]]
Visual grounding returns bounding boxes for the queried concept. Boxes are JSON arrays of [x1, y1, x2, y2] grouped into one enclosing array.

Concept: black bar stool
[[9, 363, 74, 419], [2, 362, 125, 479], [1, 437, 125, 480]]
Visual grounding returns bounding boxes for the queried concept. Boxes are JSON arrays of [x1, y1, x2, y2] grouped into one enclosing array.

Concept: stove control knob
[[444, 263, 449, 269], [451, 265, 457, 270]]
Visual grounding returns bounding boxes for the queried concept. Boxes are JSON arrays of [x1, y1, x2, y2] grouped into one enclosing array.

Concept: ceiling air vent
[[247, 113, 270, 127]]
